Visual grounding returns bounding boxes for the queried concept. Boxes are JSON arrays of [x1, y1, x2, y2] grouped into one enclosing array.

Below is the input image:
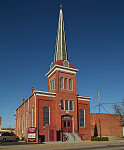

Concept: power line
[[90, 105, 99, 110], [100, 104, 122, 122], [101, 102, 124, 105]]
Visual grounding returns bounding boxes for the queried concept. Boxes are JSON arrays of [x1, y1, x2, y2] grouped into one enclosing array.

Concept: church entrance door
[[61, 115, 72, 133]]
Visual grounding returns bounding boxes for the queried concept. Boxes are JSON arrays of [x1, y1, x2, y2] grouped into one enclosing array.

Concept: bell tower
[[46, 8, 79, 131], [46, 8, 78, 94]]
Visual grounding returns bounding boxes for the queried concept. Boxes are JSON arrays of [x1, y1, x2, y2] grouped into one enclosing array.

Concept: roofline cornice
[[46, 64, 79, 77], [77, 95, 92, 100], [34, 90, 56, 95], [33, 90, 56, 97]]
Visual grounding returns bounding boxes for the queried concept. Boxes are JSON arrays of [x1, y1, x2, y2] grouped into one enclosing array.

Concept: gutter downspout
[[35, 93, 36, 127]]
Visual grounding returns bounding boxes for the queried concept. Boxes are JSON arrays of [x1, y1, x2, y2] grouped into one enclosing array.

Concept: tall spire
[[54, 8, 68, 62]]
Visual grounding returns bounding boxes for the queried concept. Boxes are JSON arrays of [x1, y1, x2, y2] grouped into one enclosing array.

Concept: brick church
[[15, 8, 92, 142]]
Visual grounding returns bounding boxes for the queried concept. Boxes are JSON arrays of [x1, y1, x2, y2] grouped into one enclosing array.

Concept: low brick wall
[[91, 113, 123, 137]]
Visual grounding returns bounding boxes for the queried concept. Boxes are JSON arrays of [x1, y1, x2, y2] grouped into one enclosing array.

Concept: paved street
[[0, 140, 124, 150]]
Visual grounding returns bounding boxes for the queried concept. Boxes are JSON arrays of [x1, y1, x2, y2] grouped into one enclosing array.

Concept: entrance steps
[[64, 133, 82, 142]]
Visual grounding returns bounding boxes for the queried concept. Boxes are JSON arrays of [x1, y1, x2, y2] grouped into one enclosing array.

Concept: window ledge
[[80, 127, 85, 128]]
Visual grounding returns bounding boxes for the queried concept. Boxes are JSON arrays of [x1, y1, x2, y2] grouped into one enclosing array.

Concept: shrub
[[91, 137, 108, 141]]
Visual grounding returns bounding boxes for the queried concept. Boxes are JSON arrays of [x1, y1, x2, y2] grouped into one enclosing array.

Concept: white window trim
[[80, 109, 85, 128]]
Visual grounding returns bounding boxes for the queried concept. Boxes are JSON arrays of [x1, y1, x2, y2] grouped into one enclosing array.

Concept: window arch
[[60, 77, 64, 89], [65, 78, 68, 90], [43, 106, 50, 126], [69, 79, 72, 90], [80, 109, 85, 127]]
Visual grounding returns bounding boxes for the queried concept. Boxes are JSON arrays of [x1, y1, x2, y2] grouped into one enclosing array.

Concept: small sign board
[[28, 127, 36, 142]]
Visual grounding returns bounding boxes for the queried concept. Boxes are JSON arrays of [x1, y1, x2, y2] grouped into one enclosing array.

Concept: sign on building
[[28, 127, 36, 142]]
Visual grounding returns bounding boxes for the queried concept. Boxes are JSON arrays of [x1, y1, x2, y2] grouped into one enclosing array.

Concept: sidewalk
[[0, 140, 124, 150]]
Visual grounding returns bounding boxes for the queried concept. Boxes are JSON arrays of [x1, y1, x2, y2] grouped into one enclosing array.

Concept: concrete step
[[64, 133, 81, 142]]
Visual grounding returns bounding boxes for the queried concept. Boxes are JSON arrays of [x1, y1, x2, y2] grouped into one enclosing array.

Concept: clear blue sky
[[0, 0, 124, 128]]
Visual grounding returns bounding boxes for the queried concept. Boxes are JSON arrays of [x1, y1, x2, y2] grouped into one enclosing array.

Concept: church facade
[[15, 9, 92, 142]]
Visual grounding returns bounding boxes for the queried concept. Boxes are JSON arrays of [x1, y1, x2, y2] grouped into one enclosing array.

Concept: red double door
[[61, 116, 73, 133]]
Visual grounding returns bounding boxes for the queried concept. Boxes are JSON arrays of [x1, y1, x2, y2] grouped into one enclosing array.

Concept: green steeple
[[54, 8, 68, 62]]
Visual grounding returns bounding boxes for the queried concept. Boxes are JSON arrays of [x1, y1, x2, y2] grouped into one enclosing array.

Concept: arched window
[[27, 111, 28, 128], [65, 78, 68, 90], [50, 81, 51, 91], [43, 106, 49, 126], [32, 107, 34, 127], [80, 109, 85, 127], [60, 77, 64, 89], [22, 114, 24, 130], [69, 79, 72, 90], [70, 101, 73, 110], [52, 80, 53, 90], [54, 79, 56, 90], [61, 100, 64, 110], [65, 100, 69, 110]]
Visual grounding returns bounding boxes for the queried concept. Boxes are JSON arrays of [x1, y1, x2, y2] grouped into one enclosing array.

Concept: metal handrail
[[74, 128, 83, 140]]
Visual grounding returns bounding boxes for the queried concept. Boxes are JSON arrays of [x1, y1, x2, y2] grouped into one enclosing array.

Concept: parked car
[[0, 132, 19, 142]]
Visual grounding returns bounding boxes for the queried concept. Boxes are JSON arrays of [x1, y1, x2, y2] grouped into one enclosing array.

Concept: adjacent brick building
[[15, 8, 92, 142], [91, 113, 123, 137]]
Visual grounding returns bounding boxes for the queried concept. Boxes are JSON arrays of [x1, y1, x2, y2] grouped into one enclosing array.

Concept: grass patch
[[91, 137, 108, 141]]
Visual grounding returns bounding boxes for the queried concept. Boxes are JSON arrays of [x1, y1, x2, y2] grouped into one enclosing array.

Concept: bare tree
[[114, 104, 122, 115], [113, 99, 124, 126]]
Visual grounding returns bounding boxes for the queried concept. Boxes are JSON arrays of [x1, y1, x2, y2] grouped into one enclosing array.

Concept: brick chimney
[[22, 98, 25, 104], [31, 87, 34, 95]]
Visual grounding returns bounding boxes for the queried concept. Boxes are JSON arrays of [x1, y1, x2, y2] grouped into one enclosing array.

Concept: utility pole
[[98, 91, 101, 137], [98, 91, 100, 114]]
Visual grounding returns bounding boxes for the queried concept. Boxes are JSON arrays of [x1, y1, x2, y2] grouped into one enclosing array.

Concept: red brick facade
[[91, 113, 123, 137], [15, 63, 92, 141], [15, 8, 92, 142]]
